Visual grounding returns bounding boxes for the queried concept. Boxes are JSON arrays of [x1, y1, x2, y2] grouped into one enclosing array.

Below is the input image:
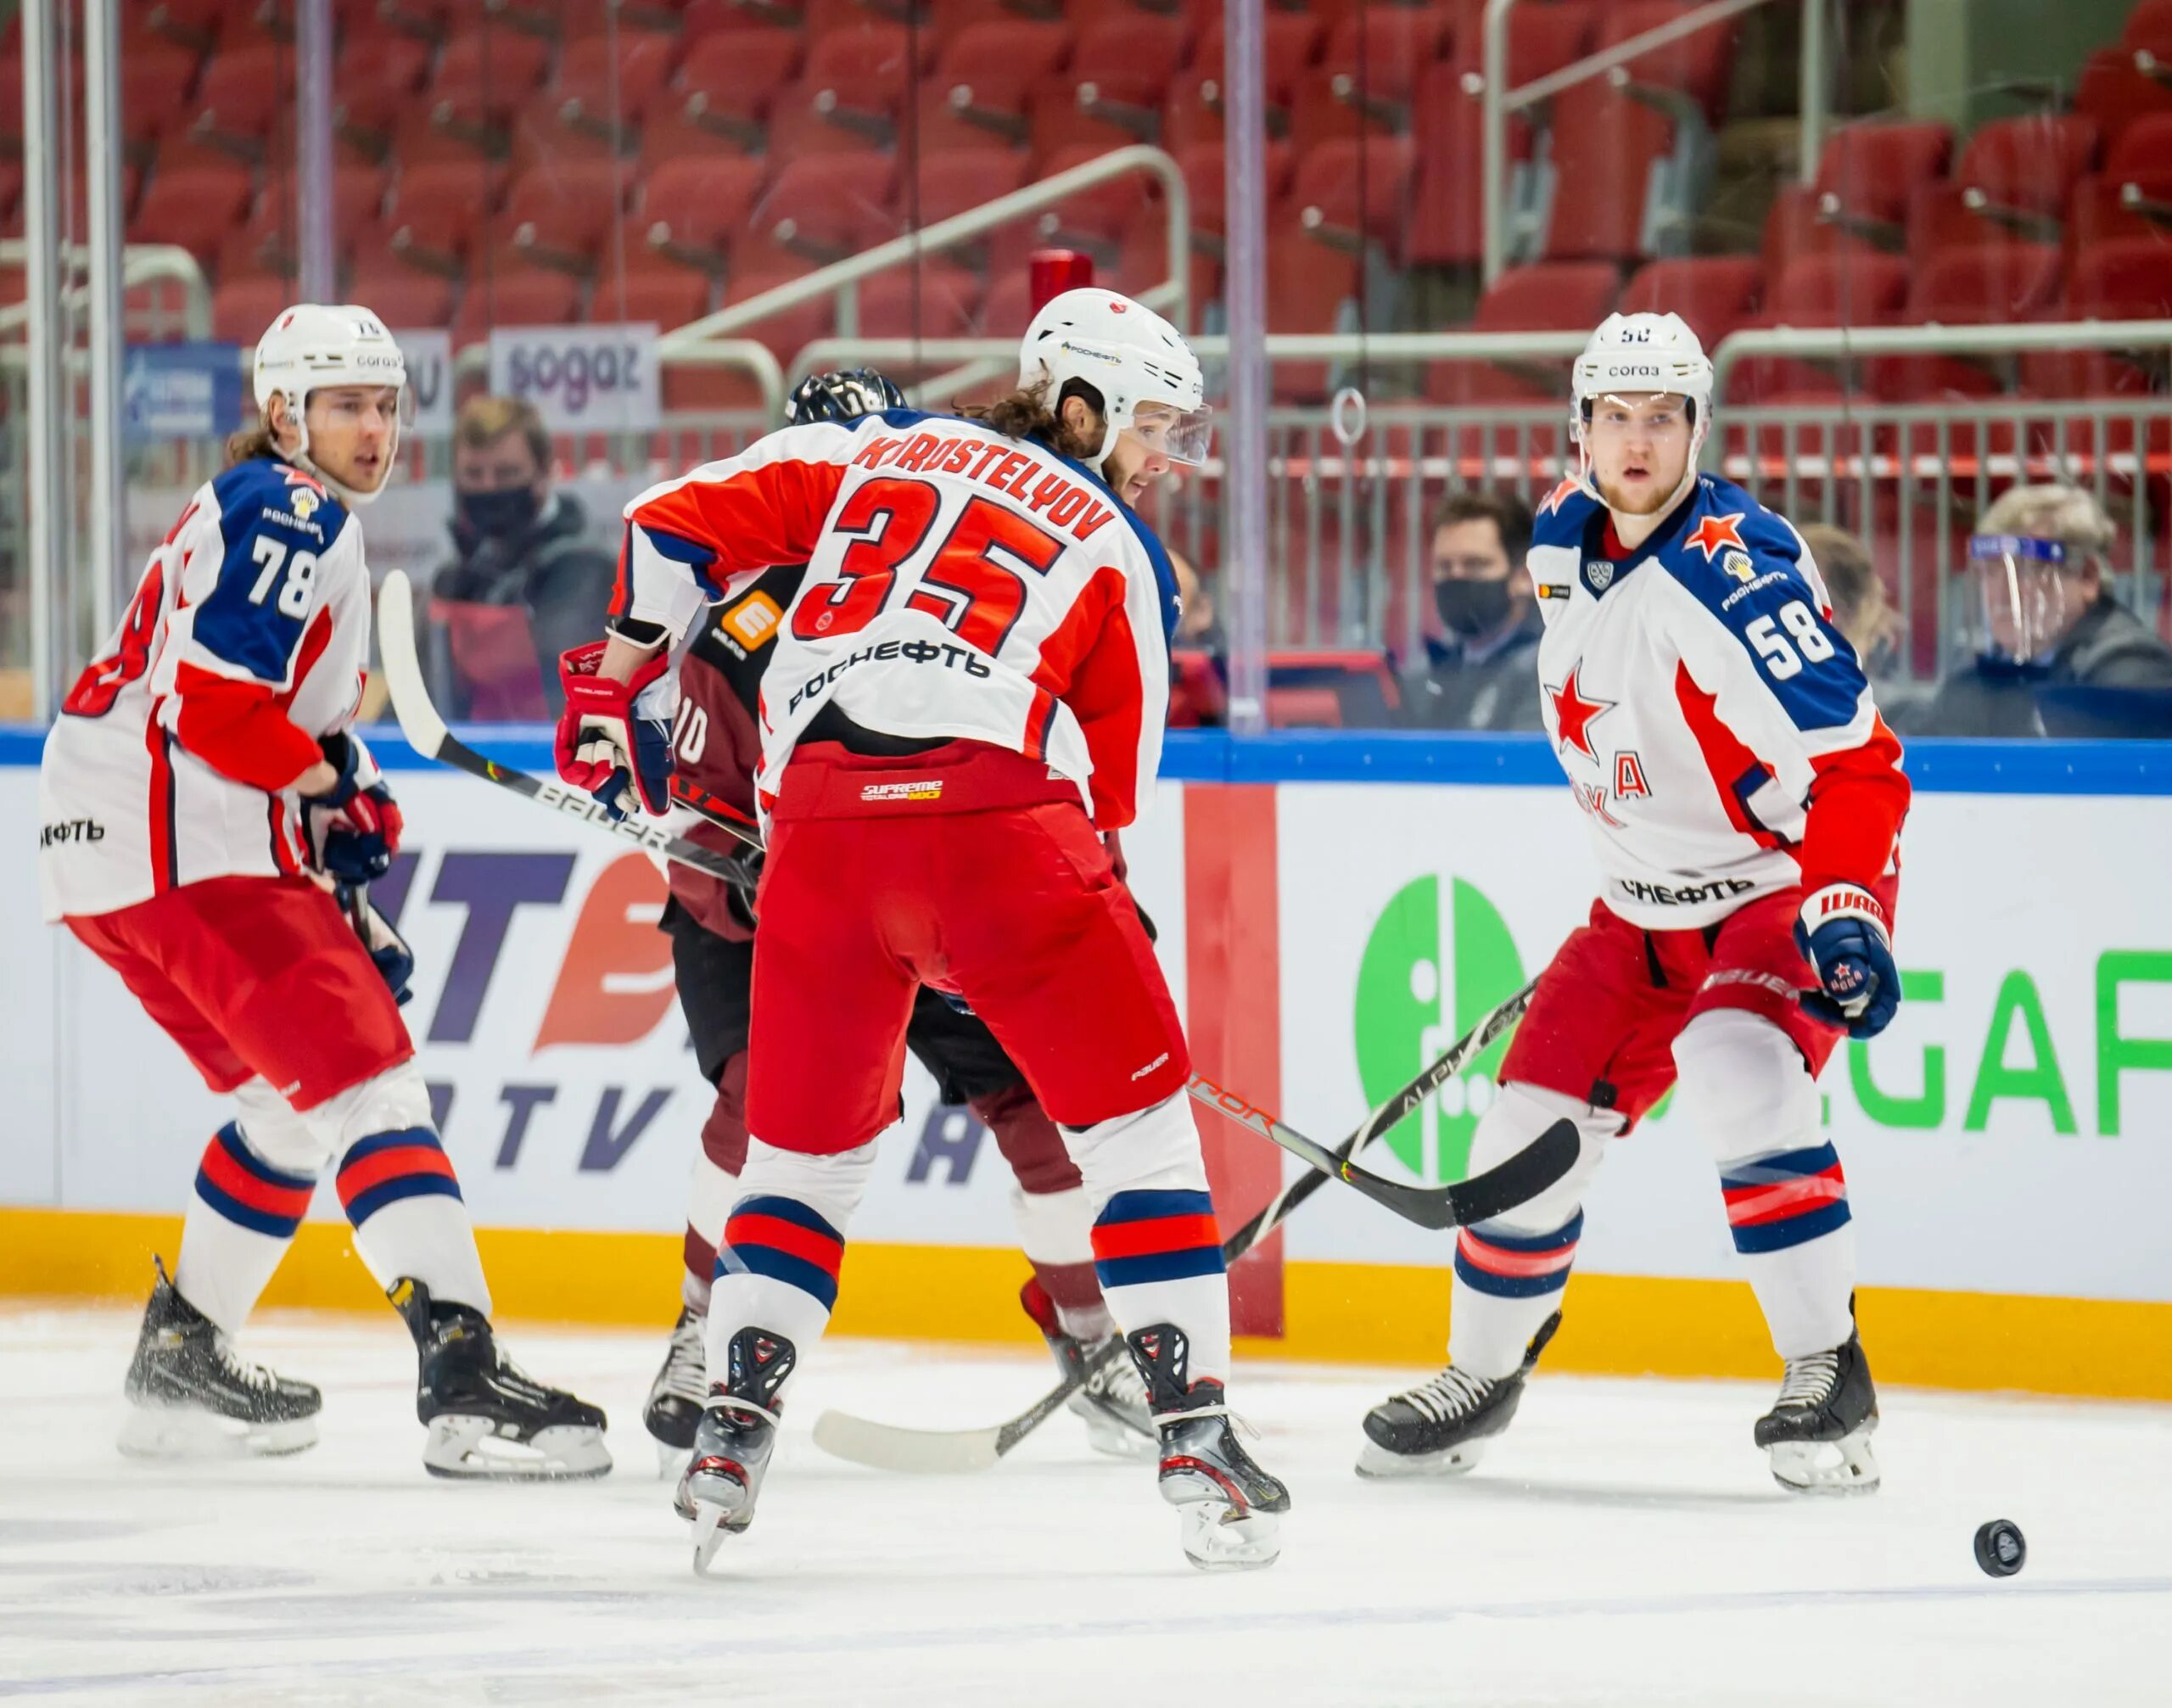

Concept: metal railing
[[0, 243, 211, 343]]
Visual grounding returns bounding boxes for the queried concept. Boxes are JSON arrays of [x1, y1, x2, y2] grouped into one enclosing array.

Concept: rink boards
[[5, 727, 2170, 1399]]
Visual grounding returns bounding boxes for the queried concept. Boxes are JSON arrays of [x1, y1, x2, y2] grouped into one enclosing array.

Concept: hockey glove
[[303, 733, 404, 884], [1795, 884, 1899, 1040], [339, 884, 416, 1007], [555, 640, 675, 822]]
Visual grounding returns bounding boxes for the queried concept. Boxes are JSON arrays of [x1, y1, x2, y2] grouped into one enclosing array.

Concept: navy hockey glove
[[1795, 884, 1899, 1040], [339, 884, 415, 1007], [304, 734, 404, 883]]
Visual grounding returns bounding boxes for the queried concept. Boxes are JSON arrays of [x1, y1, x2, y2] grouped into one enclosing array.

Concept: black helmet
[[785, 367, 908, 425]]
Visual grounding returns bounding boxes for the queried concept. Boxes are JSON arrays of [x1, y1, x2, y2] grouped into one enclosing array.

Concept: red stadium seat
[[807, 23, 935, 85], [1595, 0, 1738, 120], [1867, 243, 2063, 400], [910, 149, 1032, 224], [120, 42, 201, 146], [2108, 111, 2172, 176], [1195, 13, 1324, 104], [1426, 260, 1620, 404], [1619, 255, 1762, 350], [552, 30, 680, 126], [388, 160, 502, 264], [639, 155, 770, 264], [765, 79, 903, 157], [2020, 238, 2172, 398], [1407, 59, 1537, 268], [752, 154, 901, 261], [1729, 253, 1911, 401], [2124, 0, 2172, 55], [346, 266, 456, 330], [1176, 138, 1296, 244], [1811, 120, 1953, 228], [917, 76, 1033, 157], [431, 29, 555, 120], [2075, 48, 2172, 151], [212, 274, 295, 344], [1030, 68, 1161, 160], [1542, 88, 1674, 261], [333, 36, 436, 143], [596, 264, 714, 332], [1072, 13, 1190, 87], [857, 262, 982, 338], [2064, 167, 2172, 252], [1448, 1, 1596, 86], [1906, 115, 2098, 258], [939, 20, 1072, 84], [193, 43, 286, 146], [721, 261, 834, 368], [640, 109, 756, 172], [678, 29, 805, 143], [1321, 6, 1457, 105], [129, 164, 253, 255], [453, 268, 585, 350], [504, 160, 630, 269]]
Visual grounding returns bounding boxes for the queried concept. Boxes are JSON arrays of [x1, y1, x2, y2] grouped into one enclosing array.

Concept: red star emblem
[[1537, 478, 1580, 517], [1547, 666, 1615, 762], [1682, 512, 1748, 563]]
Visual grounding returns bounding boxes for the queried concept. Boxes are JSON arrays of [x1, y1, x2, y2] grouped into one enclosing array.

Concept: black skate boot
[[1020, 1280, 1155, 1459], [1356, 1311, 1560, 1479], [1755, 1319, 1880, 1495], [644, 1304, 708, 1470], [119, 1258, 320, 1459], [675, 1326, 795, 1574], [392, 1279, 611, 1481], [1128, 1323, 1287, 1572]]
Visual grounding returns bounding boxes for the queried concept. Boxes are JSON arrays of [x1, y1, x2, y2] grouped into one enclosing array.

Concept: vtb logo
[[1353, 876, 1525, 1184]]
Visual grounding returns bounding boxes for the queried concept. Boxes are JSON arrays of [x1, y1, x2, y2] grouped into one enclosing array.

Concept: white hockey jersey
[[39, 456, 373, 921], [1527, 473, 1910, 930], [613, 409, 1182, 830]]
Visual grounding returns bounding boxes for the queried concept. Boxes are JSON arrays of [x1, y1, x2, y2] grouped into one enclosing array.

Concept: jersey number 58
[[1744, 599, 1834, 680]]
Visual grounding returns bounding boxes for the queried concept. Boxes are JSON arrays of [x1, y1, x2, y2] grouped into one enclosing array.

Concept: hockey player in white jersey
[[39, 305, 607, 1478], [1359, 313, 1910, 1493]]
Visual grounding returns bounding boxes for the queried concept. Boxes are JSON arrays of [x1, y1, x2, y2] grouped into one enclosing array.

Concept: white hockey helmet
[[1019, 287, 1212, 468], [252, 303, 412, 505], [1570, 311, 1714, 511]]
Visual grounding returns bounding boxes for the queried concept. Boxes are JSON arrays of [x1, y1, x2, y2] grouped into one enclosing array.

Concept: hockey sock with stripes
[[1447, 1210, 1581, 1380], [335, 1126, 492, 1318], [1720, 1141, 1857, 1358], [1089, 1188, 1231, 1388], [175, 1121, 316, 1339]]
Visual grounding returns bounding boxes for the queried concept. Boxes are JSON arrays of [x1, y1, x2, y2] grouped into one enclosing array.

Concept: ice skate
[[675, 1327, 794, 1574], [644, 1304, 708, 1475], [1357, 1311, 1559, 1479], [1756, 1325, 1880, 1495], [1128, 1324, 1287, 1572], [118, 1258, 320, 1459], [392, 1279, 610, 1481], [1021, 1280, 1155, 1458]]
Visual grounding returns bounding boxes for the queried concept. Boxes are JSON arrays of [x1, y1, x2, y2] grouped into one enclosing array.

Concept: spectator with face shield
[[1907, 485, 2172, 737]]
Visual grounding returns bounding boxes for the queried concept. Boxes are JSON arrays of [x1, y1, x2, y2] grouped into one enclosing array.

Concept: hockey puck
[[1973, 1519, 2026, 1577]]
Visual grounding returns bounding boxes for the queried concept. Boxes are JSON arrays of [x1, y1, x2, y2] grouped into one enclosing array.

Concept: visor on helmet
[[1968, 533, 2074, 665], [1128, 400, 1214, 467]]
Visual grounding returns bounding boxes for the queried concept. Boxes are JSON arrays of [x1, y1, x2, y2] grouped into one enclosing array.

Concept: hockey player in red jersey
[[39, 305, 607, 1478], [642, 369, 1150, 1465], [1359, 313, 1909, 1495], [557, 289, 1288, 1572]]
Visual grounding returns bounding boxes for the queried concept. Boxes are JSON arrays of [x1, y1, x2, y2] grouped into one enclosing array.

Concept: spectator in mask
[[1167, 548, 1227, 726], [429, 395, 616, 719], [1403, 490, 1543, 731], [1905, 484, 2172, 738]]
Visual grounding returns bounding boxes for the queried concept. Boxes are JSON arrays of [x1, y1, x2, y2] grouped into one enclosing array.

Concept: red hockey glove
[[555, 641, 675, 821]]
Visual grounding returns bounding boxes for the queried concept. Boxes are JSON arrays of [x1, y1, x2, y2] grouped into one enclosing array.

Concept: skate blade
[[1353, 1436, 1487, 1480], [691, 1505, 732, 1576], [1178, 1503, 1281, 1573], [1068, 1397, 1157, 1461], [422, 1417, 613, 1481], [1767, 1432, 1881, 1496], [118, 1403, 317, 1461]]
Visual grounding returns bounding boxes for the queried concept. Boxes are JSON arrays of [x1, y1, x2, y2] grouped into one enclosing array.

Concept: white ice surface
[[0, 1307, 2163, 1706]]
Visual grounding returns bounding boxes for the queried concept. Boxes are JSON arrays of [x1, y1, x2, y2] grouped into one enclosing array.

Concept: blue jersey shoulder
[[194, 458, 349, 682], [1529, 478, 1603, 551], [1656, 477, 1866, 729]]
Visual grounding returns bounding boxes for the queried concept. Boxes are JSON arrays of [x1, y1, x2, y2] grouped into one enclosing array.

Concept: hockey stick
[[374, 569, 764, 881], [809, 980, 1537, 1474]]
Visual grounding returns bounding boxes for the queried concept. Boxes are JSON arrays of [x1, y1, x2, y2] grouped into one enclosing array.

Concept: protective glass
[[1968, 535, 2075, 664]]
